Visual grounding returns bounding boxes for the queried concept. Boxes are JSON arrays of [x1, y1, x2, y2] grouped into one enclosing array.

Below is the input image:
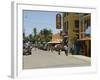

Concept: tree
[[39, 28, 52, 42], [29, 34, 33, 42], [32, 28, 38, 44], [33, 28, 37, 37], [69, 31, 77, 45]]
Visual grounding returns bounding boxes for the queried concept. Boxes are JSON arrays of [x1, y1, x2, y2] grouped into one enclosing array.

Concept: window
[[75, 20, 79, 28], [63, 12, 66, 17], [63, 21, 68, 33]]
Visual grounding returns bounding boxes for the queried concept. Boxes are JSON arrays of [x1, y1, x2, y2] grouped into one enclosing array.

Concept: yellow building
[[79, 14, 91, 57], [63, 13, 80, 42], [50, 33, 62, 43], [63, 12, 91, 57]]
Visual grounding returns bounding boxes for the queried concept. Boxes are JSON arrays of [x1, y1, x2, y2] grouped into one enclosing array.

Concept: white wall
[[0, 0, 99, 80]]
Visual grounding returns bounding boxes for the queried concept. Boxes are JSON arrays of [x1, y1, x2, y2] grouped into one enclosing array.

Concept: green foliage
[[33, 28, 37, 37], [23, 28, 52, 44], [69, 32, 77, 44], [38, 28, 52, 42]]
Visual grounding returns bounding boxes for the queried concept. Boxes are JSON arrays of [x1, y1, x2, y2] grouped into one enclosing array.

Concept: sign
[[56, 13, 61, 29]]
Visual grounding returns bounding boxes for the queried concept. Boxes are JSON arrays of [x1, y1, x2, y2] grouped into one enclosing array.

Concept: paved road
[[23, 48, 91, 69]]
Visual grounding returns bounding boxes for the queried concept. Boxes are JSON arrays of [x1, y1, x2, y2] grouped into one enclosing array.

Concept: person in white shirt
[[64, 45, 68, 56]]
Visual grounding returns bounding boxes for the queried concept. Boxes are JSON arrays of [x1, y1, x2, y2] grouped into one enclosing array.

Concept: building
[[48, 33, 63, 44], [78, 14, 91, 57], [62, 12, 91, 57]]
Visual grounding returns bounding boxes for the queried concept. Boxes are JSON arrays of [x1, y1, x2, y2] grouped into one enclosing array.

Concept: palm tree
[[33, 28, 37, 37], [39, 28, 52, 42]]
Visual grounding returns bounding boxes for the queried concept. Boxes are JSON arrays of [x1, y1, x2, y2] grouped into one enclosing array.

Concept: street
[[23, 48, 91, 69]]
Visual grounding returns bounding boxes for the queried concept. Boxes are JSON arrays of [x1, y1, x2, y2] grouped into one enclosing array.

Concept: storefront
[[78, 37, 91, 57]]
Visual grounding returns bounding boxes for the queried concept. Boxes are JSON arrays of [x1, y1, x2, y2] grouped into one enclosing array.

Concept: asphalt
[[23, 48, 91, 69]]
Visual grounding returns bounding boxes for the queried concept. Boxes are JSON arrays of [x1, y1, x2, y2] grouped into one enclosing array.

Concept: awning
[[48, 39, 62, 44], [77, 37, 91, 41], [48, 41, 61, 44]]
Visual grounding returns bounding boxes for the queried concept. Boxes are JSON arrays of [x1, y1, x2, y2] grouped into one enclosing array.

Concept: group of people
[[23, 41, 69, 56], [47, 44, 68, 56], [23, 41, 33, 55]]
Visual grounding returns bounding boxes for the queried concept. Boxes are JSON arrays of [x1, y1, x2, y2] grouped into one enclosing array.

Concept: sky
[[23, 10, 91, 36], [23, 10, 62, 36]]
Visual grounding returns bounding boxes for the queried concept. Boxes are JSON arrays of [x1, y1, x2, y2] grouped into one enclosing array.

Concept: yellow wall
[[63, 13, 79, 44], [63, 13, 91, 56]]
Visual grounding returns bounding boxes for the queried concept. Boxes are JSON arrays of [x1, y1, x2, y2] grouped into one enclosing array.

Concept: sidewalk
[[59, 52, 91, 62], [70, 55, 91, 62]]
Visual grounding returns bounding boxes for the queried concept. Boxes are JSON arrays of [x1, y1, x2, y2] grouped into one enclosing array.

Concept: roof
[[48, 39, 62, 44]]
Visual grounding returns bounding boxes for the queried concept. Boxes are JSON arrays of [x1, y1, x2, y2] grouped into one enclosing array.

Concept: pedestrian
[[64, 45, 68, 56], [71, 44, 75, 55], [54, 44, 57, 51], [51, 45, 54, 52], [57, 44, 61, 55]]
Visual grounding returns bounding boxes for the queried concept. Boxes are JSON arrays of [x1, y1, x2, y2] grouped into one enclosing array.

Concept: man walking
[[57, 44, 61, 55], [64, 45, 68, 56]]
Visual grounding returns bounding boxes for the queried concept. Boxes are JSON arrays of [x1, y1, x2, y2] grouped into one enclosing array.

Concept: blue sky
[[23, 10, 61, 36]]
